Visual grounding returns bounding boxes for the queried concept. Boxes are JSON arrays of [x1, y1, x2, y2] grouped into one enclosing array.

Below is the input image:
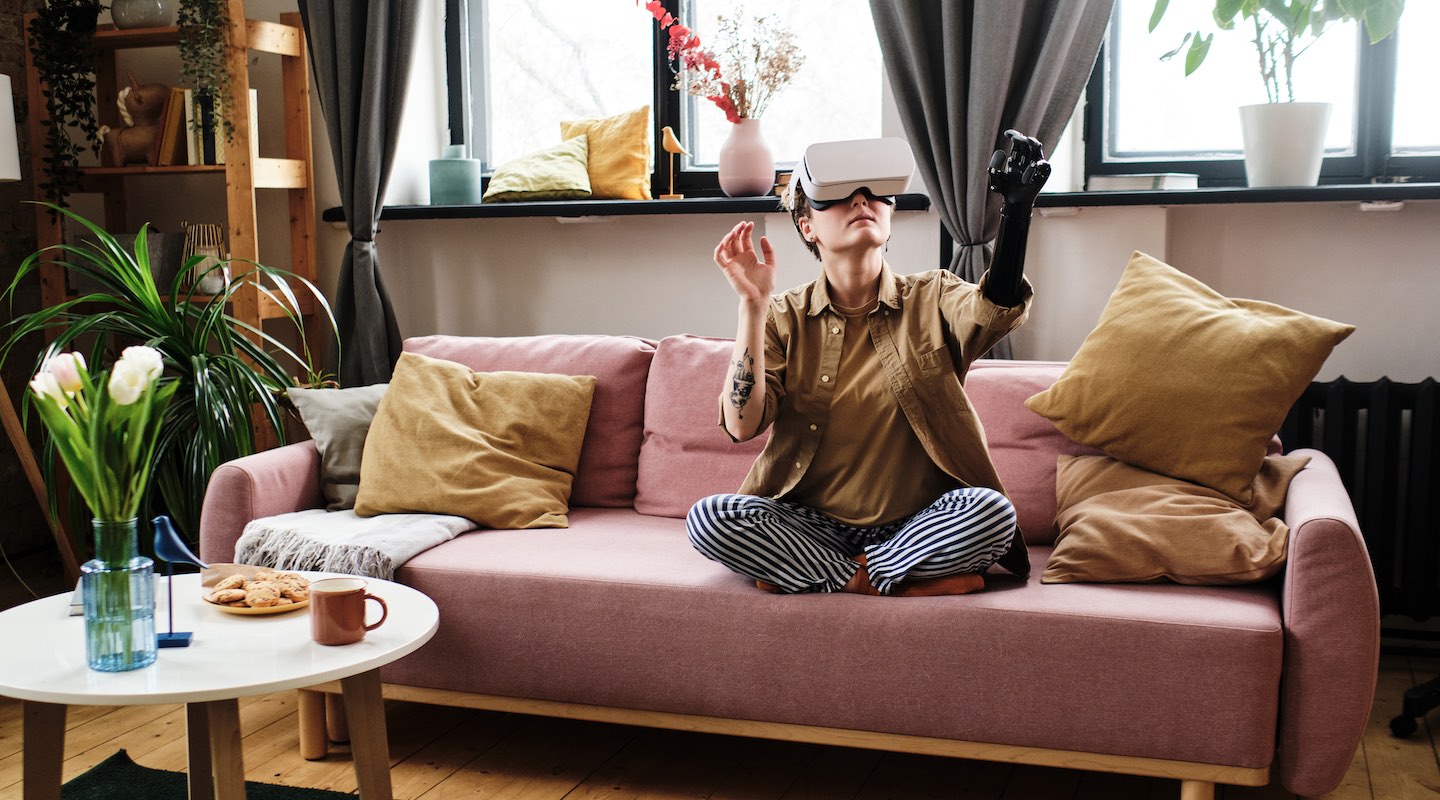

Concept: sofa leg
[[298, 690, 328, 760], [326, 691, 351, 743], [1179, 780, 1215, 800]]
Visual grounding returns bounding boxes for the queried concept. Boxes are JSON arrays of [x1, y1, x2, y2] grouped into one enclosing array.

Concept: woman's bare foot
[[890, 572, 985, 597]]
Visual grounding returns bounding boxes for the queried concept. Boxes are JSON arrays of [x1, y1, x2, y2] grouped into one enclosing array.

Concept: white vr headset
[[795, 137, 915, 209]]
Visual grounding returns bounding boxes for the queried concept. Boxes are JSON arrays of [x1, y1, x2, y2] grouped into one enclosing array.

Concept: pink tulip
[[45, 352, 86, 394]]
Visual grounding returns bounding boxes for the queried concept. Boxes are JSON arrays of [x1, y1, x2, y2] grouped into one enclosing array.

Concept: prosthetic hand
[[984, 130, 1051, 307]]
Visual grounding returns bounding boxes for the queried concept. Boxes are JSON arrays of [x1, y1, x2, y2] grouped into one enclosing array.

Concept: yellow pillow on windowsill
[[481, 135, 592, 203], [560, 105, 652, 200]]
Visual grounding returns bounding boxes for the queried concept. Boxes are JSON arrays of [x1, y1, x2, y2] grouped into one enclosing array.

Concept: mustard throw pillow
[[1024, 251, 1353, 504], [560, 105, 652, 200], [354, 352, 596, 529], [1042, 453, 1312, 585], [482, 135, 592, 202]]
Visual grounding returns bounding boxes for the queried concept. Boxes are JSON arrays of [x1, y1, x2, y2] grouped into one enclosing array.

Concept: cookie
[[245, 584, 284, 607], [214, 574, 246, 592], [208, 588, 247, 604]]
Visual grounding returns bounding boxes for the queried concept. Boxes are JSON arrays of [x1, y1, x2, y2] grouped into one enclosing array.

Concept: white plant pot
[[1238, 102, 1332, 187]]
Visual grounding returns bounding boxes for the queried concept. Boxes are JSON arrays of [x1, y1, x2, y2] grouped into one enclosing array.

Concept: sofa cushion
[[560, 105, 652, 200], [385, 508, 1282, 770], [635, 335, 769, 518], [1023, 251, 1354, 505], [404, 335, 656, 508], [966, 360, 1101, 545], [355, 352, 596, 528], [1043, 454, 1311, 585]]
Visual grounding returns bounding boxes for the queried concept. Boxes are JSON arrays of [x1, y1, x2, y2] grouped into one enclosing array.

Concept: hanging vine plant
[[26, 0, 104, 206], [178, 0, 234, 141]]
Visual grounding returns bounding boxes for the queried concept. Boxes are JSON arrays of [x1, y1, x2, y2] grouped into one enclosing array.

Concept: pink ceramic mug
[[310, 577, 388, 646]]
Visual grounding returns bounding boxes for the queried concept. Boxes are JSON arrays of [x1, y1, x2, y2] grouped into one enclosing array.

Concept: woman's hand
[[714, 221, 776, 304]]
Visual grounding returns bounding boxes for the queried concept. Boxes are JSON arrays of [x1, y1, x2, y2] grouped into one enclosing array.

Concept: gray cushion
[[288, 384, 388, 510]]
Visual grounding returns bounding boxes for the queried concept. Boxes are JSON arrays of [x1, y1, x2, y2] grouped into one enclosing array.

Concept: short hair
[[780, 178, 821, 261]]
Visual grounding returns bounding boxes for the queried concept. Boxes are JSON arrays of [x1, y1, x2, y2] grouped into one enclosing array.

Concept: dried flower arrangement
[[640, 1, 805, 123]]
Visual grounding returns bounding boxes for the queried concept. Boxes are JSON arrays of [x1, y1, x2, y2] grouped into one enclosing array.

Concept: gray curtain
[[869, 0, 1114, 357], [299, 1, 421, 385]]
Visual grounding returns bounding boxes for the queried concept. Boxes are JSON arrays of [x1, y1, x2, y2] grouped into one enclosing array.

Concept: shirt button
[[820, 375, 831, 383], [809, 423, 818, 431], [794, 461, 802, 469], [830, 326, 840, 334]]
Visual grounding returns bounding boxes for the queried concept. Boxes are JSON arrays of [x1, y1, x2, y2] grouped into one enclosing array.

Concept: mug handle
[[364, 593, 389, 631]]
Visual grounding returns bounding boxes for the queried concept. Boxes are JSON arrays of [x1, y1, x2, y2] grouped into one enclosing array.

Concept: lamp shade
[[0, 74, 21, 183]]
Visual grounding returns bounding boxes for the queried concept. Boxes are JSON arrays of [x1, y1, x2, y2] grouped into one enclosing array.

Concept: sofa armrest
[[198, 441, 325, 563], [1275, 449, 1380, 797]]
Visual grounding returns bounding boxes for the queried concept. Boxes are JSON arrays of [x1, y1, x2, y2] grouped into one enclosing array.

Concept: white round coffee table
[[0, 571, 438, 800]]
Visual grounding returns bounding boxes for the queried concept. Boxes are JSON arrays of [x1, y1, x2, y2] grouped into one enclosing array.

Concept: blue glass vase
[[82, 519, 157, 672]]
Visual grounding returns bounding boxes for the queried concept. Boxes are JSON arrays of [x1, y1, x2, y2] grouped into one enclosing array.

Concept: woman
[[686, 132, 1050, 596]]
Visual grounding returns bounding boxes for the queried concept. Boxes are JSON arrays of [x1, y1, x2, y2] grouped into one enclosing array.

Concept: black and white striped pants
[[685, 488, 1017, 594]]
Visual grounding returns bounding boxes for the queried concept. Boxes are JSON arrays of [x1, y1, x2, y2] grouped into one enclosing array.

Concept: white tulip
[[44, 352, 86, 394], [29, 371, 68, 410], [119, 346, 164, 382], [107, 360, 149, 406]]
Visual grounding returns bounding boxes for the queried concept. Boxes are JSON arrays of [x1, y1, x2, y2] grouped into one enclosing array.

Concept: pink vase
[[718, 118, 776, 197]]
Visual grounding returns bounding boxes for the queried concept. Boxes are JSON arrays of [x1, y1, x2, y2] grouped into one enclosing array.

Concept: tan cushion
[[560, 105, 652, 200], [1024, 251, 1353, 504], [1042, 453, 1311, 585], [482, 135, 592, 203], [354, 352, 596, 529]]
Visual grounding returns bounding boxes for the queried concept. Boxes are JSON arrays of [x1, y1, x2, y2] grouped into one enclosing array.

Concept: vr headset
[[795, 137, 915, 209]]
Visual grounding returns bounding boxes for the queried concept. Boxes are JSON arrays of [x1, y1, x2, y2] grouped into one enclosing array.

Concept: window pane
[[1393, 3, 1440, 153], [682, 0, 882, 168], [1107, 0, 1357, 160], [473, 0, 652, 171]]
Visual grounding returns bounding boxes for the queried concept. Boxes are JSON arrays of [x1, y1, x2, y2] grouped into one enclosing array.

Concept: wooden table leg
[[341, 669, 392, 800], [198, 699, 245, 800], [21, 701, 65, 800], [297, 689, 328, 760], [325, 691, 350, 743], [185, 703, 215, 800]]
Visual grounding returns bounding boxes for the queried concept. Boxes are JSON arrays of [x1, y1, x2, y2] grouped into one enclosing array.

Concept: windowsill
[[1037, 182, 1440, 207], [322, 193, 932, 223]]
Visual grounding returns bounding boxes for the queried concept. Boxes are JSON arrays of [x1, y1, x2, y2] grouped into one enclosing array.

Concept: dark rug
[[62, 750, 354, 799]]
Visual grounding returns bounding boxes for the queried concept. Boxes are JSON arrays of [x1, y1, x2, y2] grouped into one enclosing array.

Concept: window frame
[[1084, 12, 1439, 188]]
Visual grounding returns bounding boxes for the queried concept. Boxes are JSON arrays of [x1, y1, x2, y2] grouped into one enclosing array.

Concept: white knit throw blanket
[[234, 509, 474, 580]]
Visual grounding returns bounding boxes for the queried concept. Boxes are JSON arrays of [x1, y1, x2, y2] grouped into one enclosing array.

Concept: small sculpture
[[660, 125, 688, 199], [154, 515, 207, 648], [101, 75, 169, 167]]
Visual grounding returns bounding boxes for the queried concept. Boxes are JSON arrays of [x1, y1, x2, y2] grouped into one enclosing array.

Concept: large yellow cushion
[[482, 135, 592, 202], [560, 105, 652, 200], [1042, 453, 1311, 585], [354, 352, 596, 529], [1024, 251, 1353, 504]]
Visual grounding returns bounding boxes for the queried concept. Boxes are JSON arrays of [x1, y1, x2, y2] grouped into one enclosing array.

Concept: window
[[1085, 0, 1440, 186], [450, 0, 885, 196]]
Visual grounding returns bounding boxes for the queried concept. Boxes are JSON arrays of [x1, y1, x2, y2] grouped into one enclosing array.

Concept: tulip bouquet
[[30, 346, 177, 531]]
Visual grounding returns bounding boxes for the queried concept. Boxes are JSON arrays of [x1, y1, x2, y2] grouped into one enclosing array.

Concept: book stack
[[151, 87, 260, 166]]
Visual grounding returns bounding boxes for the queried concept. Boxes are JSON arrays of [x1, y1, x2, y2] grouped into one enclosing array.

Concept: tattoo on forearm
[[729, 349, 756, 418]]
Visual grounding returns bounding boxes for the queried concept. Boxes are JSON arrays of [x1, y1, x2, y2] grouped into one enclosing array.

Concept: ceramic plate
[[206, 597, 310, 615]]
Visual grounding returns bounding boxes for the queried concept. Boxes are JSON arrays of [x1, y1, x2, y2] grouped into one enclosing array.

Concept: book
[[1087, 172, 1199, 191], [155, 87, 187, 166], [196, 93, 217, 165], [184, 89, 197, 165]]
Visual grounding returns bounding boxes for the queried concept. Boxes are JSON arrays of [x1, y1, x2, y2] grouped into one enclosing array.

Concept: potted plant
[[1, 205, 336, 546], [177, 0, 235, 141], [1150, 0, 1406, 186], [26, 0, 104, 205]]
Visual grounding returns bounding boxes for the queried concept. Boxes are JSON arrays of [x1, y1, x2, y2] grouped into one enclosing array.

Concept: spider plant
[[1, 204, 337, 543]]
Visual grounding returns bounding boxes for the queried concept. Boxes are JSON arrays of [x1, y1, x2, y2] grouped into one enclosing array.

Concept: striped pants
[[686, 488, 1017, 594]]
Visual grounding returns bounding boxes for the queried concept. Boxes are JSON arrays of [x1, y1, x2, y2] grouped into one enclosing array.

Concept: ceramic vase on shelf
[[110, 0, 178, 29], [718, 118, 777, 198], [82, 518, 157, 672]]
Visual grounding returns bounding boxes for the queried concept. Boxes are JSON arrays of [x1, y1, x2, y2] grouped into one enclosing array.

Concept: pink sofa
[[199, 334, 1379, 798]]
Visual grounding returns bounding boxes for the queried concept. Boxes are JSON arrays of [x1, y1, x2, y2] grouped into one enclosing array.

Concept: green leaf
[[1185, 33, 1214, 74], [1149, 0, 1170, 31]]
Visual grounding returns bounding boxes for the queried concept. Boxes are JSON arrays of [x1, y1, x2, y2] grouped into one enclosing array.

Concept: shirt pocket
[[915, 345, 972, 417]]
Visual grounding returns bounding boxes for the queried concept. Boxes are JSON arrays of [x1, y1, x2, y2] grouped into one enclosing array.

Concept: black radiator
[[1280, 378, 1440, 620]]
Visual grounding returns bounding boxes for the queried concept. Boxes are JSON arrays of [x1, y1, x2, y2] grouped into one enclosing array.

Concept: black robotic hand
[[988, 129, 1051, 213]]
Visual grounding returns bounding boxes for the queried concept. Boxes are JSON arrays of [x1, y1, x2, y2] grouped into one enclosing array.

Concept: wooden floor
[[0, 657, 1434, 799]]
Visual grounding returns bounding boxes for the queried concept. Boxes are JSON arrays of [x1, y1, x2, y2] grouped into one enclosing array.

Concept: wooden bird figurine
[[661, 126, 689, 199]]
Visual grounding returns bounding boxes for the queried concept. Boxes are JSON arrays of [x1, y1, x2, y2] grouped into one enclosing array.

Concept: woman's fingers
[[759, 235, 775, 265]]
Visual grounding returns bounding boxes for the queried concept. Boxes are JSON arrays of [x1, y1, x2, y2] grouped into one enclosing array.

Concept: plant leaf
[[1149, 0, 1170, 32], [1185, 32, 1214, 74]]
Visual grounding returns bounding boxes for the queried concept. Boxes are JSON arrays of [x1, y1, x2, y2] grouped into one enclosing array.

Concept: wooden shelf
[[90, 24, 181, 49], [82, 164, 227, 176]]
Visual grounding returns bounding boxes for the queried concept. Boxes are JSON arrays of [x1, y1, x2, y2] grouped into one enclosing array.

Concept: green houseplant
[[1149, 0, 1405, 186], [2, 205, 336, 545], [177, 0, 235, 141], [26, 0, 104, 205]]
